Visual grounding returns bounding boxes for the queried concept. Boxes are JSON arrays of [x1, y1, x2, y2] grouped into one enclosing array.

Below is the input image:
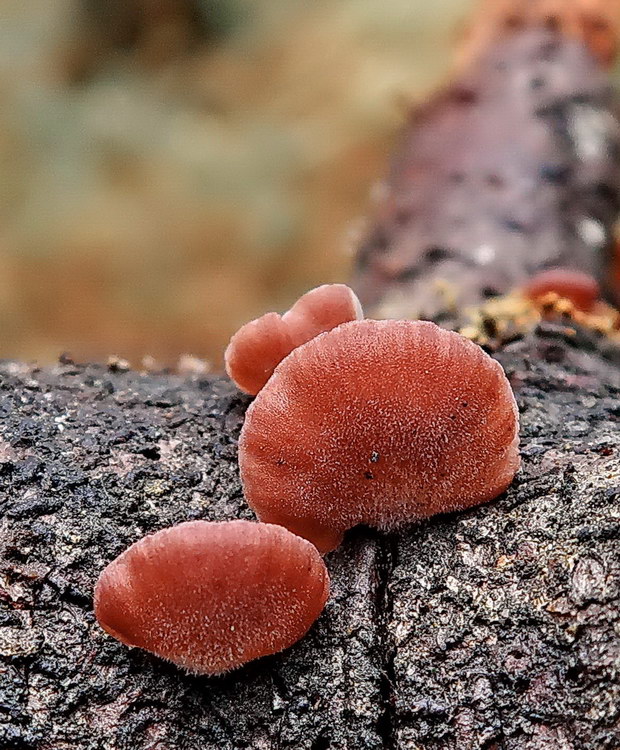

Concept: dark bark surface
[[352, 30, 620, 319], [0, 326, 619, 749], [0, 363, 385, 750]]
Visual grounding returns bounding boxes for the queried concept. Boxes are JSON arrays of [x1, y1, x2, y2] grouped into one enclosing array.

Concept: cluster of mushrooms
[[94, 283, 524, 676]]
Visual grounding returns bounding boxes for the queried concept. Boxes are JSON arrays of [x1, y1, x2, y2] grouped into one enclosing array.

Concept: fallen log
[[2, 17, 620, 750], [352, 30, 620, 320]]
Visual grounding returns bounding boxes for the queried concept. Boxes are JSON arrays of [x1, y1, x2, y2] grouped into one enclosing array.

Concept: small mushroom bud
[[522, 268, 600, 312], [94, 520, 329, 674], [224, 313, 296, 397], [239, 320, 520, 553], [281, 283, 364, 344], [225, 284, 363, 395]]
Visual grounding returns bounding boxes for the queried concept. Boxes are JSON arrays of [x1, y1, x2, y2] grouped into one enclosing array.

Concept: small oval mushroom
[[225, 284, 363, 395], [523, 268, 600, 312], [224, 313, 295, 397], [239, 320, 520, 553], [94, 520, 329, 674], [282, 283, 364, 344]]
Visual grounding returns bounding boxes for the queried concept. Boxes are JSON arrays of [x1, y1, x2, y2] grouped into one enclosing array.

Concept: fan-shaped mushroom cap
[[523, 268, 600, 312], [239, 320, 520, 553], [282, 284, 364, 343], [94, 520, 329, 674], [225, 284, 363, 395]]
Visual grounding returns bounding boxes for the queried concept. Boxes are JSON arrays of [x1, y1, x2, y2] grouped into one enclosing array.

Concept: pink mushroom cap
[[281, 283, 364, 343], [239, 320, 520, 553], [94, 520, 329, 674], [225, 284, 363, 395], [522, 268, 600, 312]]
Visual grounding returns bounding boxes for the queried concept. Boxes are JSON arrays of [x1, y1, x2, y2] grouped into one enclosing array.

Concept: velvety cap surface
[[225, 284, 363, 395], [239, 320, 520, 552], [94, 520, 329, 674]]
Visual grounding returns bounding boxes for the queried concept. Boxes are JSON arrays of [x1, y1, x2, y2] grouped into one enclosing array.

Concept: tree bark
[[352, 30, 620, 321], [2, 27, 620, 750]]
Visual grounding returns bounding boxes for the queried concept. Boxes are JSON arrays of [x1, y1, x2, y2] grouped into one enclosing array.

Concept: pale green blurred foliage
[[0, 0, 473, 366]]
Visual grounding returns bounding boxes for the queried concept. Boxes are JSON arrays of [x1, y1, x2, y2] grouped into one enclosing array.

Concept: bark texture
[[0, 329, 619, 749]]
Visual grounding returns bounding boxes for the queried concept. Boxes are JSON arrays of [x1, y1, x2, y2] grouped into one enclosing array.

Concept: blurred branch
[[65, 0, 246, 80], [352, 29, 620, 320]]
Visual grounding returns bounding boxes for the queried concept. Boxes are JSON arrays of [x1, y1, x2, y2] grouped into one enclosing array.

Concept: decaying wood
[[1, 19, 620, 750], [459, 0, 620, 69], [0, 332, 618, 749], [352, 30, 620, 320]]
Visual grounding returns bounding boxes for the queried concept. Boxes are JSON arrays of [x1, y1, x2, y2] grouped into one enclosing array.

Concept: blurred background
[[0, 0, 474, 369]]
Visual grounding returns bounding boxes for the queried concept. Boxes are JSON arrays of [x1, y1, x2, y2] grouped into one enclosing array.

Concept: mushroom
[[239, 319, 520, 553], [94, 520, 329, 674], [522, 268, 600, 312], [281, 283, 364, 343], [224, 313, 295, 397], [225, 284, 363, 395]]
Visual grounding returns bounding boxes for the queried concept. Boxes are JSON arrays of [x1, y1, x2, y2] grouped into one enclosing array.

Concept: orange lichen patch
[[459, 288, 620, 349], [225, 284, 363, 395], [612, 236, 620, 299], [460, 0, 620, 68], [571, 302, 620, 333], [520, 269, 620, 335], [522, 268, 601, 312], [239, 320, 520, 553], [94, 520, 329, 675]]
